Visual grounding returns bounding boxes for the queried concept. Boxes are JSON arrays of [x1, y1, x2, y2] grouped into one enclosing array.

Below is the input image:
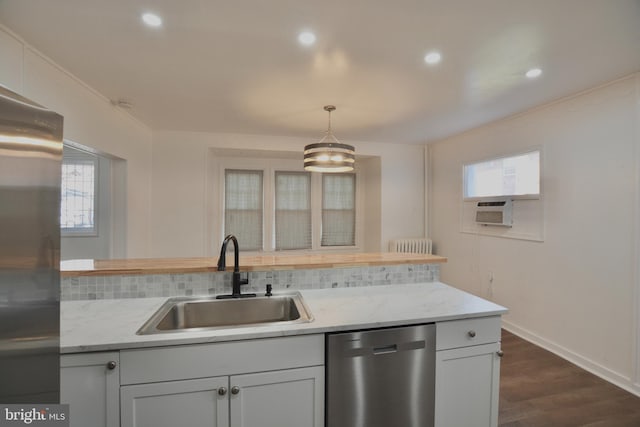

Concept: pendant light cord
[[324, 104, 336, 136]]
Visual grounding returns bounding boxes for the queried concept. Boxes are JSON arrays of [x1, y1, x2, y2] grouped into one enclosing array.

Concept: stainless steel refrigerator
[[0, 85, 63, 403]]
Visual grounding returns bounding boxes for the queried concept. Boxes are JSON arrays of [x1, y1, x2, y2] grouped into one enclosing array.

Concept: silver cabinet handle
[[467, 330, 476, 338], [218, 387, 227, 396], [231, 386, 240, 395], [497, 350, 504, 358], [107, 361, 117, 370]]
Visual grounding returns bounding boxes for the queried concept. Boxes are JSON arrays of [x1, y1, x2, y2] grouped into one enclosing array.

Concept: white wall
[[151, 131, 425, 257], [0, 25, 153, 258], [0, 26, 23, 92], [429, 74, 640, 395], [362, 156, 382, 252]]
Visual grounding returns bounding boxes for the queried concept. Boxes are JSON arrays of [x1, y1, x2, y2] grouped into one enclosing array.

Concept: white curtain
[[275, 172, 311, 250], [224, 169, 263, 251], [322, 174, 355, 246]]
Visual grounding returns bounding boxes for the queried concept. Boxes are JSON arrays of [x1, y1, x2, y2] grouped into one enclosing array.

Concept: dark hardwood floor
[[499, 330, 640, 427]]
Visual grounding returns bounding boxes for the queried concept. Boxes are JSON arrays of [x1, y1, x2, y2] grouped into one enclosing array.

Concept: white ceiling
[[1, 0, 639, 144]]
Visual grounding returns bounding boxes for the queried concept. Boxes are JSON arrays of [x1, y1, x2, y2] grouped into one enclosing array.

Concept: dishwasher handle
[[373, 344, 397, 355], [344, 339, 426, 357]]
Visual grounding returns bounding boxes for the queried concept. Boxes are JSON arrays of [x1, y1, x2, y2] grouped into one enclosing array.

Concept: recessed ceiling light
[[298, 31, 316, 46], [424, 51, 442, 65], [142, 13, 162, 28], [526, 68, 542, 78]]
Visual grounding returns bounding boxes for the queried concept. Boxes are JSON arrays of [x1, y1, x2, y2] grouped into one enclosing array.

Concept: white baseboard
[[502, 319, 640, 398]]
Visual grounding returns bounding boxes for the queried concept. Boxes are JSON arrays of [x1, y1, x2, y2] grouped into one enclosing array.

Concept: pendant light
[[304, 105, 355, 172]]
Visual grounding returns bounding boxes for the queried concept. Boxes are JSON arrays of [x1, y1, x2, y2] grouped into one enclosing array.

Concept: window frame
[[211, 155, 363, 254], [60, 147, 99, 237], [462, 148, 542, 202]]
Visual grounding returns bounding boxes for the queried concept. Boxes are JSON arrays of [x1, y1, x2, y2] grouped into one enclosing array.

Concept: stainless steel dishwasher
[[326, 324, 436, 427]]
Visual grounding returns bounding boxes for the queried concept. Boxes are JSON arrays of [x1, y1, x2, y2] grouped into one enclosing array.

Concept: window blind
[[224, 169, 263, 251], [321, 173, 355, 246], [275, 171, 311, 250]]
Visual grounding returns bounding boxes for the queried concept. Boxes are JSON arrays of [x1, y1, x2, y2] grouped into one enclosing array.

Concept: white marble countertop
[[61, 282, 508, 353]]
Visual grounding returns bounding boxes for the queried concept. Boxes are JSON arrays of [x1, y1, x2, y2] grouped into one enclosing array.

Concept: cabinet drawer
[[120, 334, 324, 385], [436, 316, 501, 350]]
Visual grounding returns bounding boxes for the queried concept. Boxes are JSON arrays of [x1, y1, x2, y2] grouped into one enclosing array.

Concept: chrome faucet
[[216, 234, 255, 299]]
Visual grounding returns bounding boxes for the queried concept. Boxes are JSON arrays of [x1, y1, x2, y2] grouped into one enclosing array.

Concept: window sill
[[61, 230, 98, 238]]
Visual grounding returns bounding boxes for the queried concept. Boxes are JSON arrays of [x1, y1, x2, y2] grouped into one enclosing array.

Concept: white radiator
[[388, 238, 432, 254]]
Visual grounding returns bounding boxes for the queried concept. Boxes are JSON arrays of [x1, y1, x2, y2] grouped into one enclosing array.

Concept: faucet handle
[[239, 273, 249, 286]]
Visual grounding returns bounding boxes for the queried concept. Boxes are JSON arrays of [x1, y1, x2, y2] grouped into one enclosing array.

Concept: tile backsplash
[[61, 263, 440, 301]]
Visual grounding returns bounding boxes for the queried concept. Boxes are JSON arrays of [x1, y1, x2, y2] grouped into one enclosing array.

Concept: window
[[275, 172, 311, 250], [322, 174, 355, 246], [219, 163, 358, 252], [61, 147, 98, 235], [463, 150, 540, 199], [224, 169, 263, 251]]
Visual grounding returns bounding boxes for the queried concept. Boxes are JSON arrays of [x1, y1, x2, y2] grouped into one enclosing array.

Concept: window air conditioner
[[475, 199, 513, 227]]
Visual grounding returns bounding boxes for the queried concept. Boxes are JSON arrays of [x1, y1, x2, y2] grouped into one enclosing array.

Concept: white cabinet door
[[120, 376, 229, 427], [434, 342, 501, 427], [60, 352, 120, 427], [230, 366, 324, 427]]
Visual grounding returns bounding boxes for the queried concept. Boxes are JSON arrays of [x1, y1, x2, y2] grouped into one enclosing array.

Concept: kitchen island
[[61, 279, 506, 427], [60, 253, 505, 427]]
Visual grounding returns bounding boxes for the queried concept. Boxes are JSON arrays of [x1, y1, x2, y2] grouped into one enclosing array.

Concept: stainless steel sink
[[137, 292, 313, 335]]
